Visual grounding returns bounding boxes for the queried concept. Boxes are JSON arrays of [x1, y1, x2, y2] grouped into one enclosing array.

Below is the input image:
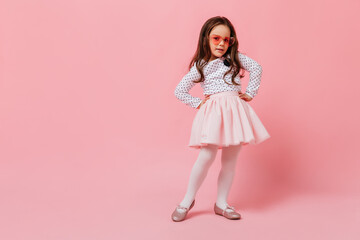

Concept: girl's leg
[[216, 143, 242, 210], [178, 144, 218, 211]]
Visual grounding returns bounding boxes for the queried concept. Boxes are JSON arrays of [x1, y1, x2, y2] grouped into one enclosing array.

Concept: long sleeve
[[174, 64, 203, 109], [238, 52, 263, 98]]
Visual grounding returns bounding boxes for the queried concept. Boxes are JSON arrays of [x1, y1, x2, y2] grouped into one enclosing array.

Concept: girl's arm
[[174, 64, 203, 109], [238, 52, 263, 98]]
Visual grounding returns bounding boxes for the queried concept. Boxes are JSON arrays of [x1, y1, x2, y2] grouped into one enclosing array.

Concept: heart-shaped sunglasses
[[210, 34, 235, 46]]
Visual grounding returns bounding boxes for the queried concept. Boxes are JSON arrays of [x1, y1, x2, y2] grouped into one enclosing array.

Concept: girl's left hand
[[238, 91, 253, 102]]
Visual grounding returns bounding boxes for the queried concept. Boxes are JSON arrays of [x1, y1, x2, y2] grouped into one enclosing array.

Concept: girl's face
[[208, 24, 232, 61]]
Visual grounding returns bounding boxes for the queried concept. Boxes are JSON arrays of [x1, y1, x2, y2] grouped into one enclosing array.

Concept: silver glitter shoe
[[214, 203, 241, 220], [171, 199, 195, 222]]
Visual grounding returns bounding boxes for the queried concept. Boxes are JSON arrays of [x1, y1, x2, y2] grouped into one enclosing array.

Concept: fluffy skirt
[[188, 91, 270, 149]]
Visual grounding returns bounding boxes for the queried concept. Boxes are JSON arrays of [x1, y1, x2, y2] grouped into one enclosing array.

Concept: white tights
[[177, 143, 242, 212]]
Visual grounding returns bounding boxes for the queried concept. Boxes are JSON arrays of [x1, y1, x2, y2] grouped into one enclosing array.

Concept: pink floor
[[1, 189, 358, 240], [1, 152, 359, 240]]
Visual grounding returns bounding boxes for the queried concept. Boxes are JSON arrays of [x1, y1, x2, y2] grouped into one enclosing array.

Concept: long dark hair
[[189, 16, 246, 85]]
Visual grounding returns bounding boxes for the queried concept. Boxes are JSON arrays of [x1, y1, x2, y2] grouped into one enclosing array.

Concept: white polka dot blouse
[[174, 51, 263, 109]]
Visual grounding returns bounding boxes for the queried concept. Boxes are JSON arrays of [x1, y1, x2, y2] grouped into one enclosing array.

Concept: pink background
[[1, 0, 359, 239]]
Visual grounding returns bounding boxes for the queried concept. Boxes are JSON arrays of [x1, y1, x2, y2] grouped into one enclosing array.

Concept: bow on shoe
[[223, 205, 236, 215], [176, 205, 189, 211]]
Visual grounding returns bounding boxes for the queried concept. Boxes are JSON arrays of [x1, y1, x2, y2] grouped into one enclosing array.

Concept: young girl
[[171, 16, 271, 222]]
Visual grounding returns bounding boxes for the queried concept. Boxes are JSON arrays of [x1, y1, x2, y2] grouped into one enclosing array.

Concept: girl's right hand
[[197, 95, 210, 109]]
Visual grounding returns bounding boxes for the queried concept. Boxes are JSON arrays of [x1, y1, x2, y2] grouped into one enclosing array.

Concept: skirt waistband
[[206, 91, 240, 99]]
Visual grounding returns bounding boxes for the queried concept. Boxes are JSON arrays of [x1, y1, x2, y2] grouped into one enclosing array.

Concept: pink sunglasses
[[210, 34, 235, 46]]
